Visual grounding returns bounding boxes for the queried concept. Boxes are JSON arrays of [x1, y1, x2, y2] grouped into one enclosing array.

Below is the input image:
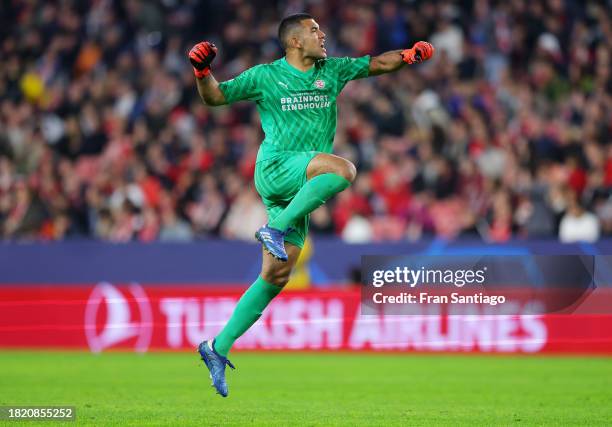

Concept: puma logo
[[278, 81, 289, 89]]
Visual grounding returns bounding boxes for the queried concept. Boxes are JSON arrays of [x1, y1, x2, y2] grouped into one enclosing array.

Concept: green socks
[[269, 173, 351, 231], [214, 276, 282, 357], [213, 174, 351, 357]]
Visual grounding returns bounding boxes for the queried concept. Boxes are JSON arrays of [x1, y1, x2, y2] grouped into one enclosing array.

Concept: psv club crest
[[314, 79, 326, 89]]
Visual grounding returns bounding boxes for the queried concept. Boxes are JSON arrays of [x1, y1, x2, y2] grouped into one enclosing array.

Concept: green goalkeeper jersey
[[218, 55, 370, 162]]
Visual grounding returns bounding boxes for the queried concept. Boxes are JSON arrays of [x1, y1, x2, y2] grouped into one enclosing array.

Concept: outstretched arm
[[369, 41, 434, 76], [195, 74, 227, 106], [369, 50, 406, 76], [189, 41, 227, 106]]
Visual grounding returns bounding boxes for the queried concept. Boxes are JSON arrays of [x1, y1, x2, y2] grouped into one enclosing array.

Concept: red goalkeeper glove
[[188, 41, 217, 78], [401, 41, 434, 65]]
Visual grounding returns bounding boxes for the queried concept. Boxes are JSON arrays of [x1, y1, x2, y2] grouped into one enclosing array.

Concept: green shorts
[[254, 151, 320, 248]]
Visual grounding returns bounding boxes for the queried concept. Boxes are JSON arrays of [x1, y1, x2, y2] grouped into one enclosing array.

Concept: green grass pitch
[[0, 351, 610, 426]]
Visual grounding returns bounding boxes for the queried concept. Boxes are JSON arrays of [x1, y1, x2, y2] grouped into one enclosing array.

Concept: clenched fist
[[189, 41, 218, 78], [401, 41, 434, 65]]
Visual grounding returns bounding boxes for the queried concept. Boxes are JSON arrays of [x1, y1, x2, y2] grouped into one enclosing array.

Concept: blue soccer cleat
[[198, 340, 235, 397], [255, 224, 289, 262]]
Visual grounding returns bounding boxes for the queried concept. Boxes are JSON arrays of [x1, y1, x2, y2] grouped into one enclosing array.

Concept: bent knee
[[337, 159, 357, 183], [261, 271, 291, 288]]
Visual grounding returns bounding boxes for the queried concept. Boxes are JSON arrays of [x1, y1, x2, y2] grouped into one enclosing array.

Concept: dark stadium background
[[1, 0, 611, 243], [0, 1, 611, 425]]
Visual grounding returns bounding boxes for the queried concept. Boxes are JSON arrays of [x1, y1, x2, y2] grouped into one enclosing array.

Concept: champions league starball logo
[[84, 282, 153, 353], [314, 79, 326, 89]]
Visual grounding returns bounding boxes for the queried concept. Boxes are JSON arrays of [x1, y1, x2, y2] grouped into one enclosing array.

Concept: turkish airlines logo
[[85, 283, 153, 353]]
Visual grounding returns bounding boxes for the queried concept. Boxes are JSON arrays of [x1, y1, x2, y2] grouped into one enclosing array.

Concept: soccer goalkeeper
[[190, 13, 434, 397]]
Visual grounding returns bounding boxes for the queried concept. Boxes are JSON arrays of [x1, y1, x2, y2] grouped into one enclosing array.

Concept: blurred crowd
[[1, 0, 611, 243]]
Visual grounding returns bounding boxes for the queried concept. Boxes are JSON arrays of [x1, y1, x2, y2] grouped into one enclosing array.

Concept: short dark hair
[[278, 13, 313, 49]]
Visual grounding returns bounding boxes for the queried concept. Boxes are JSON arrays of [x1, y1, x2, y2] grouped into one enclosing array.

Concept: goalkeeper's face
[[299, 19, 327, 59]]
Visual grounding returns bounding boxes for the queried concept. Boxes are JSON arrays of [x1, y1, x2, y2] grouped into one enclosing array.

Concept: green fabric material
[[214, 276, 282, 357], [254, 150, 320, 248], [217, 55, 371, 162], [268, 173, 351, 232]]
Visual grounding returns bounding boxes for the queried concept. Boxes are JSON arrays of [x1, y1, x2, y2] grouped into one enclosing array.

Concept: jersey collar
[[281, 57, 317, 78]]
